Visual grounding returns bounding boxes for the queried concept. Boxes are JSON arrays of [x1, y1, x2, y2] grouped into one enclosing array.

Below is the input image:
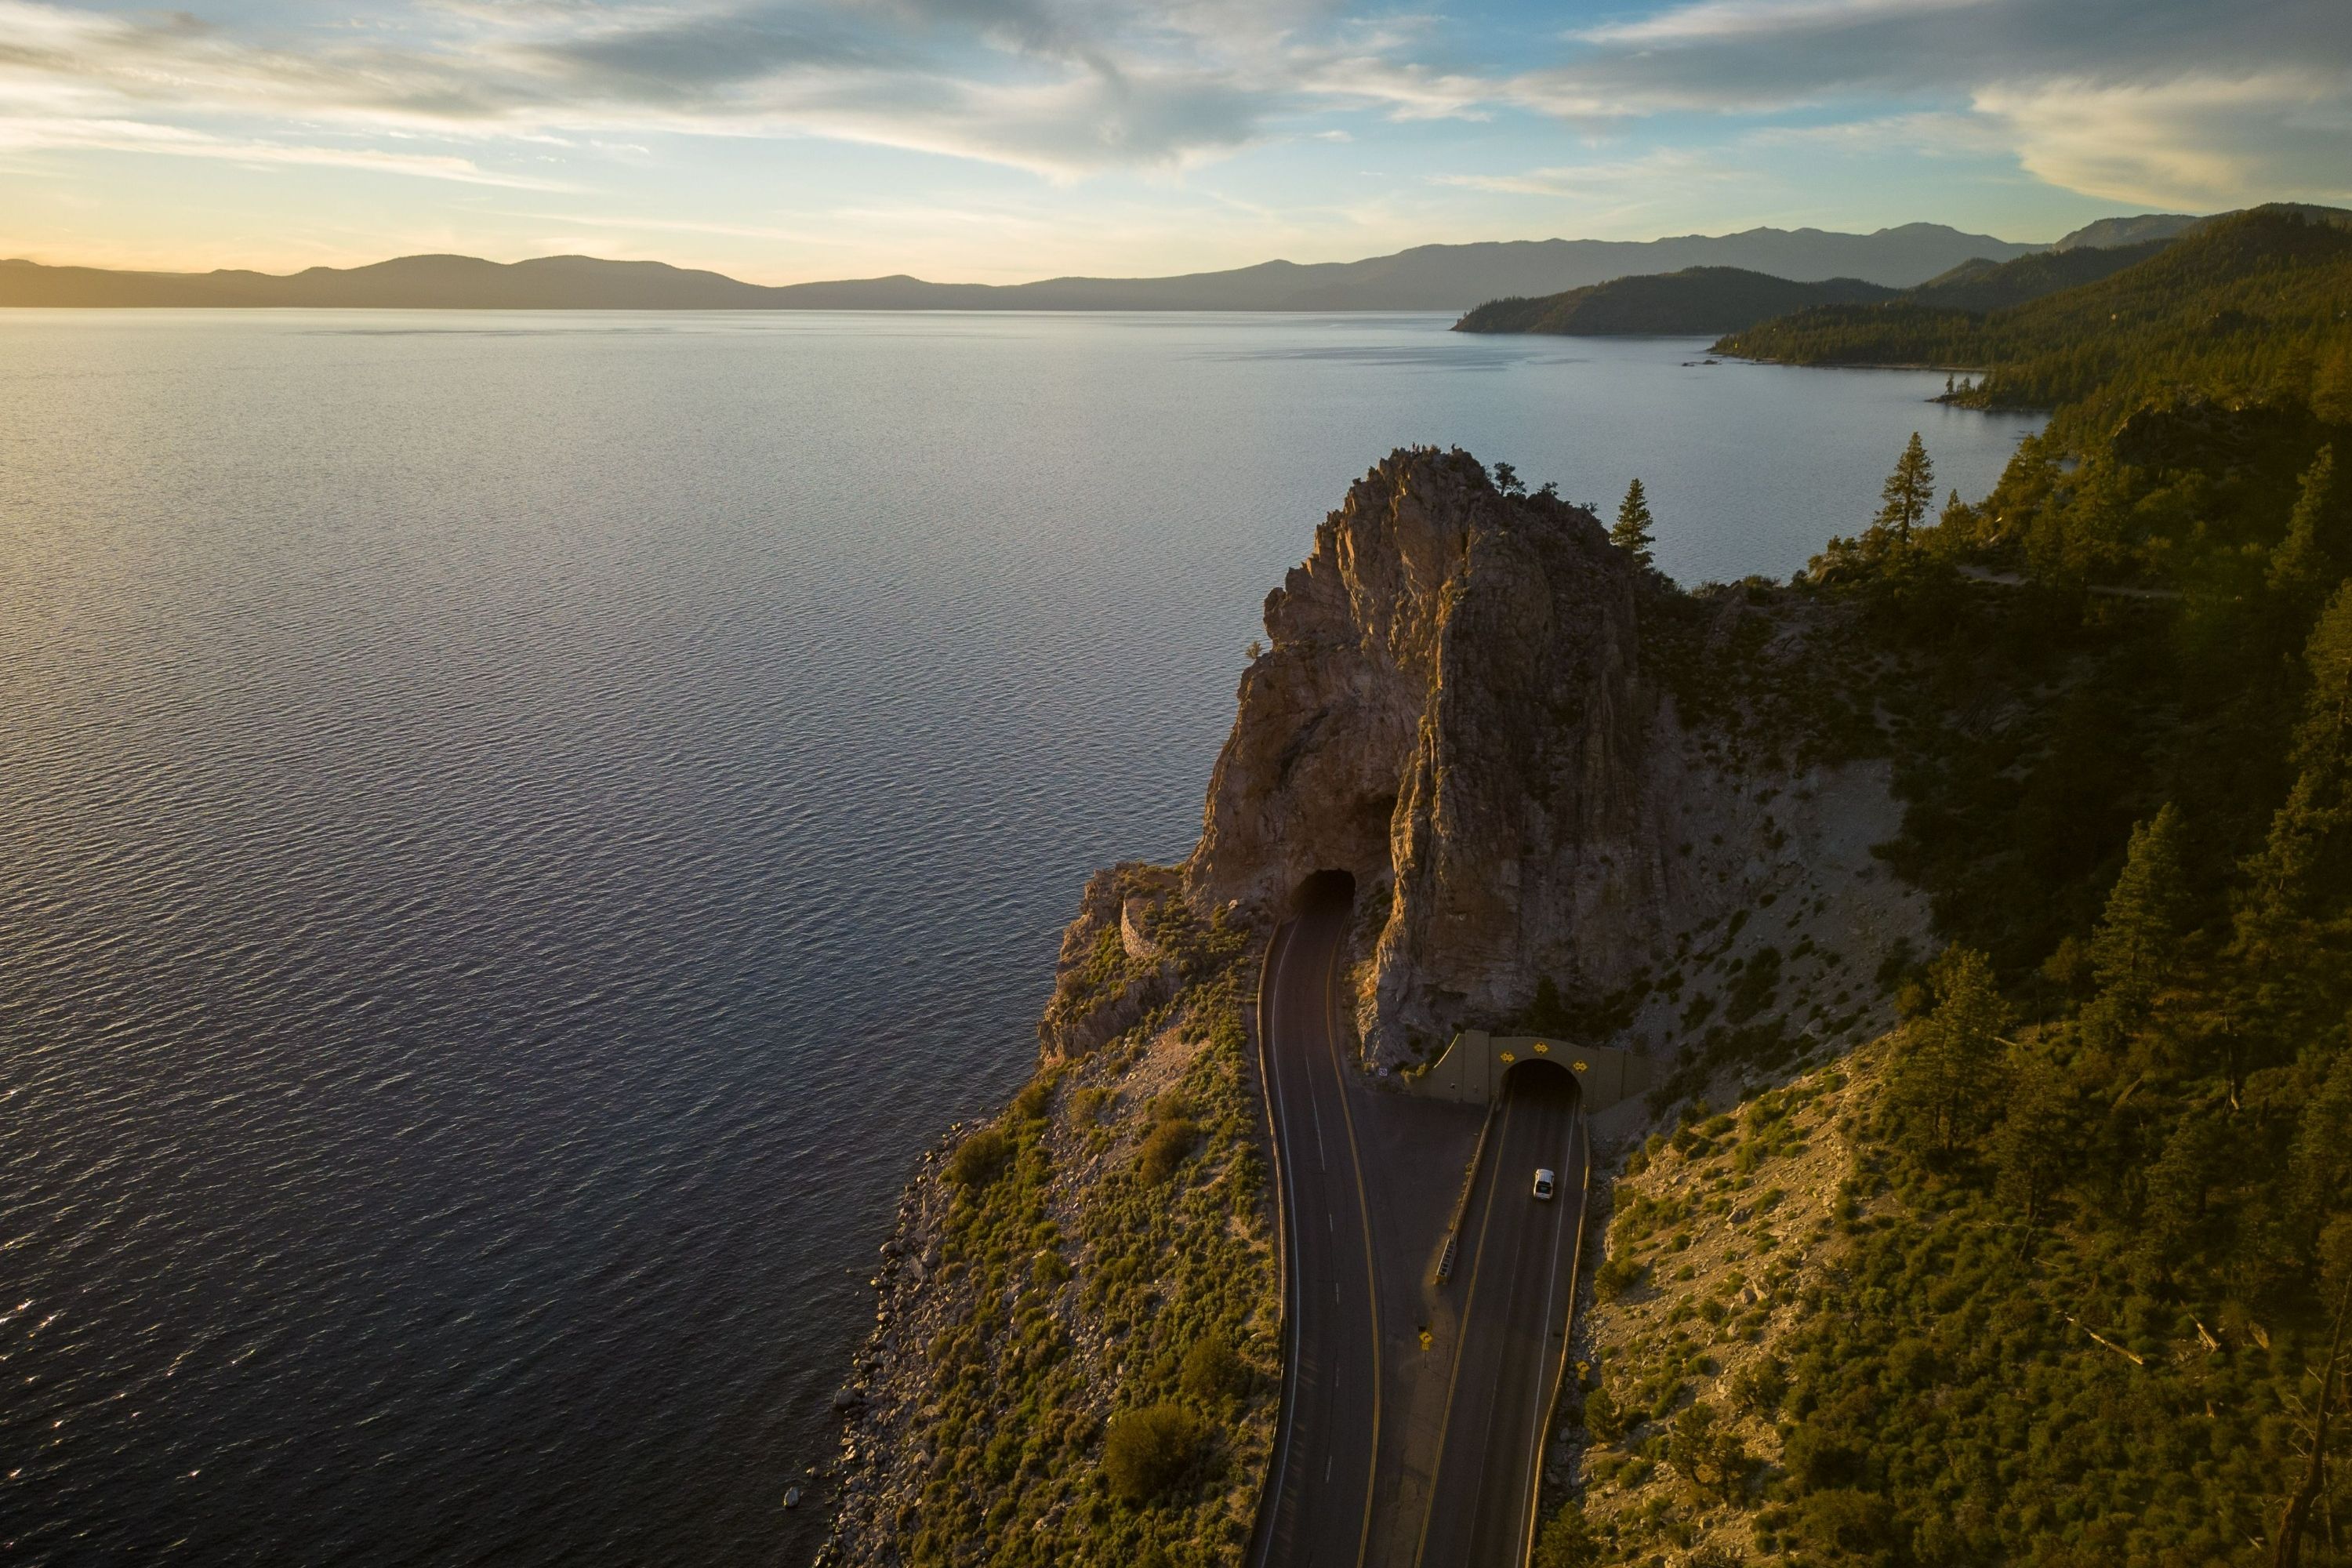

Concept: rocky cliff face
[[1185, 446, 1923, 1065], [1187, 448, 1675, 1058]]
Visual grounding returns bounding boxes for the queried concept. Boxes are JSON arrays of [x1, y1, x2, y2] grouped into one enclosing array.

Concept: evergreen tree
[[1991, 1047, 2074, 1226], [1891, 945, 2010, 1157], [2267, 445, 2339, 608], [1533, 1501, 1599, 1568], [2235, 585, 2352, 1030], [1611, 478, 1657, 567], [2089, 803, 2189, 1015], [1875, 432, 1936, 540], [1938, 487, 1972, 535]]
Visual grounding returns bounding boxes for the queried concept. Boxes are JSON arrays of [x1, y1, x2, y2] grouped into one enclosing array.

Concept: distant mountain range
[[1453, 235, 2183, 338], [0, 223, 2057, 312]]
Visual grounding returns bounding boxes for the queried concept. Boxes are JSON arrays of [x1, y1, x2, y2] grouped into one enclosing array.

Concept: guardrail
[[1433, 1097, 1502, 1284]]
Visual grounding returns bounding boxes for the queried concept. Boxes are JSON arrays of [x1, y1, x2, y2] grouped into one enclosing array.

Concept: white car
[[1532, 1167, 1557, 1201]]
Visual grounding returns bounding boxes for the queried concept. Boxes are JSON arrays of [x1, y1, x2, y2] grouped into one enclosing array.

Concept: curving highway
[[1252, 877, 1588, 1568], [1251, 887, 1385, 1566]]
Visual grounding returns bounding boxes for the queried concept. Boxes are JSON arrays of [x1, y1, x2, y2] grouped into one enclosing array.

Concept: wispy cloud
[[0, 114, 577, 187]]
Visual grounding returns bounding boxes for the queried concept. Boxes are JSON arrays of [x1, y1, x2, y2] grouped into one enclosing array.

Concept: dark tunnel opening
[[1294, 869, 1357, 915]]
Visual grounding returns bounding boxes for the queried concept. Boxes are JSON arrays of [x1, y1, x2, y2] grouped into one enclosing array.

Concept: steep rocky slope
[[1187, 447, 1925, 1065]]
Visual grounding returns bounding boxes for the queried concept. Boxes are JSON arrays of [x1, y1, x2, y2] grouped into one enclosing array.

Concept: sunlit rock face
[[1185, 447, 1675, 1062]]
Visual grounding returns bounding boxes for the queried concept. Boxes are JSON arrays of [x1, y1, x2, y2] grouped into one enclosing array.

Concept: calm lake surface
[[0, 310, 2039, 1565]]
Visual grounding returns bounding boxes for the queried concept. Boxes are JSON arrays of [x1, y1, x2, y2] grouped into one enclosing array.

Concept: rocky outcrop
[[1188, 448, 1675, 1059], [1184, 445, 1926, 1065], [1037, 864, 1179, 1062]]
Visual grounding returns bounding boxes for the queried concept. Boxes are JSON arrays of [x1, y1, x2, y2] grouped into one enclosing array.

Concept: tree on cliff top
[[1875, 432, 1936, 540], [1612, 478, 1657, 567]]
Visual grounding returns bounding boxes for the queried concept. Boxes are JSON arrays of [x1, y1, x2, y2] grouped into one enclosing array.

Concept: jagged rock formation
[[1186, 448, 1669, 1058], [1185, 446, 1925, 1064]]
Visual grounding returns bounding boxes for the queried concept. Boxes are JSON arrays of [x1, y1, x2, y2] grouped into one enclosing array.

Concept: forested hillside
[[1454, 268, 1893, 336], [1717, 206, 2352, 429], [1548, 203, 2352, 1567], [1904, 238, 2171, 314]]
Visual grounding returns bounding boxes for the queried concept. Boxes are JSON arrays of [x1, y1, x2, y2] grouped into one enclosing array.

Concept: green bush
[[1534, 1501, 1601, 1568], [946, 1127, 1013, 1189], [1179, 1336, 1247, 1403], [1138, 1117, 1200, 1184], [1010, 1076, 1054, 1122], [1583, 1377, 1628, 1442], [1592, 1252, 1648, 1303], [1728, 1355, 1787, 1415], [1102, 1403, 1207, 1503]]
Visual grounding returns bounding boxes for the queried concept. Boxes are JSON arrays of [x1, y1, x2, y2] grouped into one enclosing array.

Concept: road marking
[[1315, 905, 1385, 1568], [1251, 922, 1298, 1568], [1413, 1088, 1519, 1568], [1514, 1106, 1577, 1568]]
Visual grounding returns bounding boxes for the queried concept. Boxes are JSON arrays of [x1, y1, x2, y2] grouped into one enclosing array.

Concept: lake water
[[0, 310, 2038, 1565]]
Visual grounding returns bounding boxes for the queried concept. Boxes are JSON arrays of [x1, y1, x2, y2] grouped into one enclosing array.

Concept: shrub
[[1534, 1501, 1600, 1568], [1179, 1337, 1247, 1403], [1593, 1253, 1648, 1303], [1138, 1117, 1200, 1184], [1583, 1378, 1628, 1442], [1011, 1076, 1054, 1122], [1729, 1355, 1788, 1415], [1798, 1489, 1901, 1557], [1102, 1403, 1207, 1502], [1783, 1427, 1864, 1492], [947, 1128, 1013, 1189]]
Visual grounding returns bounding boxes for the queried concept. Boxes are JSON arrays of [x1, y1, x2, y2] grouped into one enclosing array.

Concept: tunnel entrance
[[1410, 1030, 1653, 1112], [1294, 869, 1356, 915], [1501, 1057, 1577, 1092]]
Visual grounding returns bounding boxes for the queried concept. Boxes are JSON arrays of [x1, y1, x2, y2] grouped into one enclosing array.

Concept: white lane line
[[1517, 1105, 1577, 1568]]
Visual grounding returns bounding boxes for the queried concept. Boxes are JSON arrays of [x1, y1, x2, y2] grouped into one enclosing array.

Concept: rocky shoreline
[[815, 446, 1936, 1566]]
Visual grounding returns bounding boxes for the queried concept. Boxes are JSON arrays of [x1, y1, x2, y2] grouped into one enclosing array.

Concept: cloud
[[0, 0, 1333, 178], [1544, 0, 2351, 103], [1514, 0, 2352, 204], [1976, 73, 2352, 209], [0, 115, 577, 187], [2, 0, 2344, 216]]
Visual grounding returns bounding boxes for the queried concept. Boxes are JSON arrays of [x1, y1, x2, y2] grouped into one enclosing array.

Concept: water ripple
[[0, 309, 2038, 1566]]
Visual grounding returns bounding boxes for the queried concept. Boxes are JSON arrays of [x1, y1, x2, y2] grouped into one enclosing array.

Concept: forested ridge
[[1716, 206, 2352, 430], [1548, 204, 2352, 1567], [1454, 268, 1894, 336]]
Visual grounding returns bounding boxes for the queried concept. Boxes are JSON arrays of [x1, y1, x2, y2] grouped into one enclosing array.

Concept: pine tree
[[1611, 478, 1656, 567], [1875, 432, 1936, 540], [2090, 803, 2189, 1015], [1991, 1047, 2074, 1226], [2267, 445, 2339, 607], [2234, 584, 2352, 1031], [1891, 945, 2011, 1157]]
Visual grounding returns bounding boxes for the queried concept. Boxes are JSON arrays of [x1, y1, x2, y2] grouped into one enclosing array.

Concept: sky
[[2, 0, 2347, 283]]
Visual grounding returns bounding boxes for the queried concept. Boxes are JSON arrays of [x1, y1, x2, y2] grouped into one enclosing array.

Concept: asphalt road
[[1253, 879, 1588, 1568], [1410, 1065, 1583, 1568], [1250, 887, 1383, 1568]]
